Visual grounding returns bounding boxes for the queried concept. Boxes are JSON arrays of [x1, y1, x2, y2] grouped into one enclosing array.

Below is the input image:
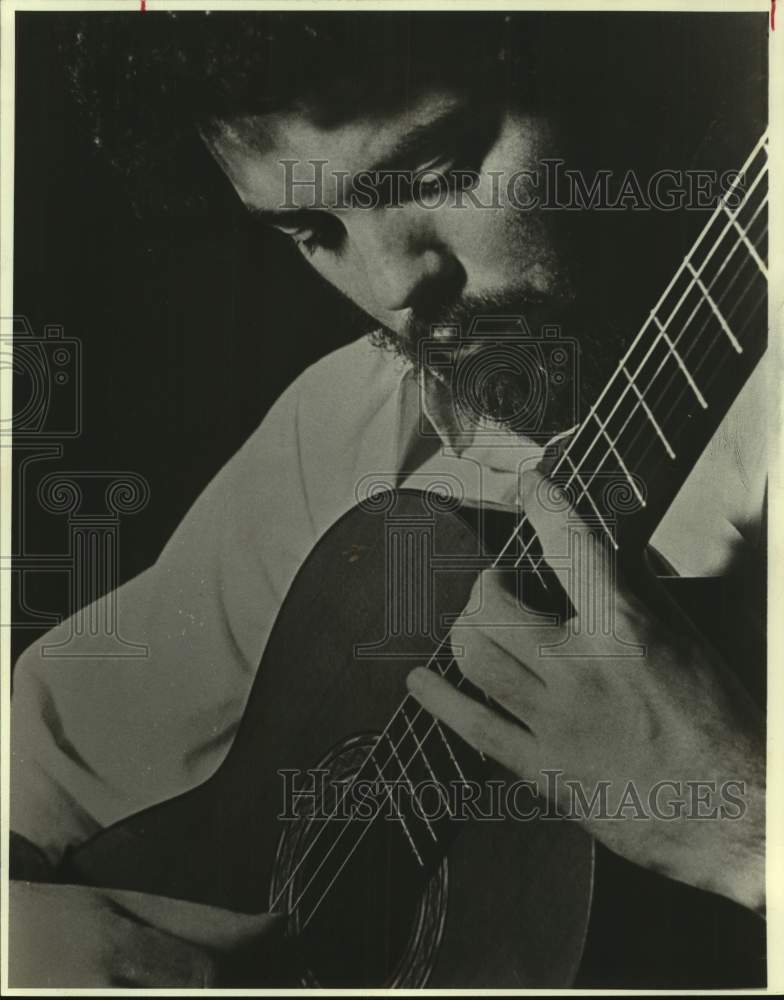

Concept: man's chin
[[369, 325, 577, 437]]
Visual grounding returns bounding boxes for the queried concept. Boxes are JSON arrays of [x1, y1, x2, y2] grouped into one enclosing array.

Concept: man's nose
[[350, 211, 464, 314]]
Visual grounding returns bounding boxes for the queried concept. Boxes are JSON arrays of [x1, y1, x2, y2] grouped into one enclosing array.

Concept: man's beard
[[369, 289, 633, 441]]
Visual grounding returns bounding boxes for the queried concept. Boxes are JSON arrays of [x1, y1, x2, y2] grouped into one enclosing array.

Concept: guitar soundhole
[[270, 734, 448, 987]]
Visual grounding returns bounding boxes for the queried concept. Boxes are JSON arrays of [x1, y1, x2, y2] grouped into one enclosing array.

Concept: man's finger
[[520, 466, 616, 616], [113, 923, 218, 987], [406, 667, 536, 774], [451, 631, 545, 724], [463, 567, 550, 623]]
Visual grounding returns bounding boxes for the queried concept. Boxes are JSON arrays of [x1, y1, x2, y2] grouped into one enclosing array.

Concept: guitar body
[[62, 490, 594, 987]]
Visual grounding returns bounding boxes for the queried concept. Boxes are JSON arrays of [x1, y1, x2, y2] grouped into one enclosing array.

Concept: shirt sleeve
[[10, 375, 322, 866]]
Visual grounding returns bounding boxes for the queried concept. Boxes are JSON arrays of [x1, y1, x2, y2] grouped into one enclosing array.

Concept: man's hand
[[407, 467, 765, 913], [9, 880, 281, 987]]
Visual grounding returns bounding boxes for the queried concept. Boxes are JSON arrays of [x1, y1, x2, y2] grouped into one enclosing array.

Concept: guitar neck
[[551, 132, 768, 555]]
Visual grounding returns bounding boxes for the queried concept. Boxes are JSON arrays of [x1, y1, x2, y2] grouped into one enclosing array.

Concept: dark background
[[11, 11, 768, 662], [11, 13, 369, 660]]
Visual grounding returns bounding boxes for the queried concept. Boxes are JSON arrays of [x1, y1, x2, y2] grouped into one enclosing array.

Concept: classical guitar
[[60, 133, 769, 987]]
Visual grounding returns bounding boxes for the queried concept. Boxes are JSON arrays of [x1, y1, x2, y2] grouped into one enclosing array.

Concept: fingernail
[[406, 668, 427, 695]]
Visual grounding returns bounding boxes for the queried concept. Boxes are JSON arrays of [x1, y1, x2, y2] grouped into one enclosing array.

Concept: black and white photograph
[[1, 0, 779, 990]]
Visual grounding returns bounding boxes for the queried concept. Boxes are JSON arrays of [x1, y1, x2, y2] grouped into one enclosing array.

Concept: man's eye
[[415, 158, 481, 198], [412, 113, 500, 200], [413, 144, 486, 198], [275, 215, 344, 256]]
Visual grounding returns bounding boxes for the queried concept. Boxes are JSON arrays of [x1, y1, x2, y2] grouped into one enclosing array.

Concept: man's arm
[[9, 373, 321, 985], [10, 374, 319, 865], [9, 334, 400, 985]]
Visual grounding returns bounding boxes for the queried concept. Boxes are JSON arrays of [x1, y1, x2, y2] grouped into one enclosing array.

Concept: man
[[9, 10, 768, 988]]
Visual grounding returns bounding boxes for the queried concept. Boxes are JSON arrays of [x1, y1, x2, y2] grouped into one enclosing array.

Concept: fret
[[651, 141, 766, 324], [707, 192, 768, 290], [400, 706, 456, 818], [571, 253, 759, 520], [371, 756, 425, 867], [382, 730, 439, 843], [397, 657, 474, 785], [614, 252, 766, 491], [562, 132, 766, 491], [497, 515, 549, 584], [561, 453, 619, 549], [569, 207, 764, 519], [608, 140, 767, 407], [691, 154, 768, 280], [650, 229, 766, 409], [620, 365, 676, 458], [649, 315, 708, 409], [588, 410, 647, 507], [657, 193, 765, 366], [684, 137, 767, 271], [433, 711, 469, 785], [719, 150, 768, 279], [720, 203, 768, 280], [684, 261, 743, 353]]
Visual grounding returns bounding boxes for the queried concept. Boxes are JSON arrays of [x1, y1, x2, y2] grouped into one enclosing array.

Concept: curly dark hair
[[53, 10, 766, 217]]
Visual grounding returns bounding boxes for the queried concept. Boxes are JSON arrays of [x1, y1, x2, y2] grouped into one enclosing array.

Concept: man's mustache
[[369, 285, 634, 437], [383, 291, 580, 368]]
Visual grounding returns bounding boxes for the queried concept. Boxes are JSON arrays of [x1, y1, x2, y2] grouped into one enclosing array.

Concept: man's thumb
[[101, 886, 283, 952]]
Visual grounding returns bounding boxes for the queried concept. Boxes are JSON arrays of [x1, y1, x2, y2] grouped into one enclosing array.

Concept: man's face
[[205, 90, 618, 431]]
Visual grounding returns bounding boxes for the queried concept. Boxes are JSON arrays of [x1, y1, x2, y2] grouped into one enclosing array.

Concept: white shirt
[[10, 335, 768, 863]]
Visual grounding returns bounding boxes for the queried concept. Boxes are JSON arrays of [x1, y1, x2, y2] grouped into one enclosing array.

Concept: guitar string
[[490, 137, 767, 570], [502, 148, 767, 566], [288, 253, 770, 928], [271, 142, 768, 917], [509, 204, 768, 574], [291, 184, 769, 925], [296, 274, 770, 929], [278, 163, 769, 924], [519, 133, 767, 517], [549, 177, 768, 514], [508, 205, 768, 573], [573, 215, 768, 516], [496, 160, 767, 574], [271, 140, 768, 918], [296, 272, 768, 931]]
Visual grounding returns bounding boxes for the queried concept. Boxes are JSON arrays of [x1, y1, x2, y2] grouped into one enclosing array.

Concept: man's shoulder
[[226, 334, 412, 532], [289, 333, 409, 422], [240, 334, 408, 461]]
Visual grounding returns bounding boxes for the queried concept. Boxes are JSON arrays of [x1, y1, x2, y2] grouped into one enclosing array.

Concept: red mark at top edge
[[140, 0, 146, 12], [772, 0, 776, 31]]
